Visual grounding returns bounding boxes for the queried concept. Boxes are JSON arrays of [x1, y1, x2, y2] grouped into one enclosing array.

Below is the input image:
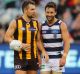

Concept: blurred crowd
[[0, 0, 80, 44]]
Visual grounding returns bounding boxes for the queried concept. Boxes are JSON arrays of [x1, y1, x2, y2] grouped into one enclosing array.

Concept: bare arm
[[59, 22, 70, 66], [37, 23, 45, 53], [4, 19, 30, 50], [37, 23, 49, 62], [4, 20, 16, 43], [61, 22, 70, 58]]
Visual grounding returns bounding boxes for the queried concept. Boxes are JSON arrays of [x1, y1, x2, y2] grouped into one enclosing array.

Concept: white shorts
[[40, 58, 65, 72]]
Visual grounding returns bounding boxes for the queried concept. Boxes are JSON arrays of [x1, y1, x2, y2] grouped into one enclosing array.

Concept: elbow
[[4, 34, 10, 43], [37, 40, 39, 46], [4, 34, 7, 42], [64, 40, 70, 48]]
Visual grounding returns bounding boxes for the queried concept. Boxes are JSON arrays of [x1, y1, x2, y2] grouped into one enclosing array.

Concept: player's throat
[[22, 14, 31, 23], [47, 17, 58, 26]]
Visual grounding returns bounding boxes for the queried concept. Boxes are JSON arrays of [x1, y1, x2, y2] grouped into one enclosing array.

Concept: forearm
[[37, 40, 45, 53], [4, 34, 13, 43], [63, 41, 70, 57], [4, 20, 16, 43], [37, 40, 49, 62], [38, 51, 41, 60], [7, 38, 13, 43]]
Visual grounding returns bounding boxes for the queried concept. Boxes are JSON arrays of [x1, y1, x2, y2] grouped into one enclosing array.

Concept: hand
[[21, 43, 31, 51], [42, 51, 49, 63], [38, 58, 42, 67], [59, 56, 66, 67], [38, 53, 42, 67]]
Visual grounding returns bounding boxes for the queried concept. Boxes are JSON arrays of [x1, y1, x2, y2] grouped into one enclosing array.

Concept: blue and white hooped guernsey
[[41, 20, 63, 59]]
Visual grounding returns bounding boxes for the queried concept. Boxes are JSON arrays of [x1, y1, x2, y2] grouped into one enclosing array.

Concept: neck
[[47, 18, 57, 26], [22, 14, 31, 22]]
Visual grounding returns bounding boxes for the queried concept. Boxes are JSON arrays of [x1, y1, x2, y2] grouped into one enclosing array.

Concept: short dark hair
[[45, 2, 57, 11], [22, 0, 35, 12]]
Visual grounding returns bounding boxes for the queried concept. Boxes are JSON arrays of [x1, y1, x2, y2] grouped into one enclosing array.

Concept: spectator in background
[[71, 2, 80, 19], [66, 0, 79, 19], [57, 0, 67, 18], [62, 9, 73, 30], [4, 0, 16, 9], [66, 0, 78, 7], [0, 0, 21, 32], [70, 13, 80, 42], [0, 24, 5, 43]]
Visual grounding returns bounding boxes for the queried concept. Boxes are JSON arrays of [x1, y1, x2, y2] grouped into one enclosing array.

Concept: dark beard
[[27, 15, 34, 19], [46, 16, 55, 23]]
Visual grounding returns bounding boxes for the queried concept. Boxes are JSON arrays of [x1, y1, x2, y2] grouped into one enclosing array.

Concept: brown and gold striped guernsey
[[14, 17, 38, 60]]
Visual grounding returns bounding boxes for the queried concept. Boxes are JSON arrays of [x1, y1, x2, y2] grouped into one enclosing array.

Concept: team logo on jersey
[[19, 27, 26, 30], [51, 30, 60, 34], [42, 31, 47, 34], [28, 27, 37, 31]]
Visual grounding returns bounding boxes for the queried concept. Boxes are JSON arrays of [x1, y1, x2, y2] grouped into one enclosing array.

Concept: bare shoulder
[[9, 19, 16, 29], [32, 19, 42, 31], [37, 21, 42, 31], [60, 21, 68, 30], [9, 19, 16, 26]]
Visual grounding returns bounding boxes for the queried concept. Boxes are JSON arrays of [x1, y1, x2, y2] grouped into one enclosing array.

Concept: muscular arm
[[37, 23, 45, 53], [61, 22, 70, 57], [4, 19, 30, 50], [37, 23, 49, 62], [4, 20, 16, 43]]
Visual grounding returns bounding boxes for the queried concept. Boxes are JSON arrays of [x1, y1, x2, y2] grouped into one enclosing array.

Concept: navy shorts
[[14, 58, 39, 71]]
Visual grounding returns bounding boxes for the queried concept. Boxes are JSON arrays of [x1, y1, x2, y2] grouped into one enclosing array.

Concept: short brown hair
[[22, 0, 35, 12], [45, 2, 57, 11]]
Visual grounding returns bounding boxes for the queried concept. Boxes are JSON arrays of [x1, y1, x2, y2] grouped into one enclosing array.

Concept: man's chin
[[28, 16, 33, 19], [47, 19, 52, 22]]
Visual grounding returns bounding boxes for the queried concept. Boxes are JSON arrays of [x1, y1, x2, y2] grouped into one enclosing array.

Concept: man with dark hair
[[22, 0, 35, 12], [40, 2, 70, 74], [4, 1, 49, 74]]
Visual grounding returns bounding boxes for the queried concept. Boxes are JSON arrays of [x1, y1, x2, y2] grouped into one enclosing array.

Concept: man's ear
[[24, 7, 27, 13]]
